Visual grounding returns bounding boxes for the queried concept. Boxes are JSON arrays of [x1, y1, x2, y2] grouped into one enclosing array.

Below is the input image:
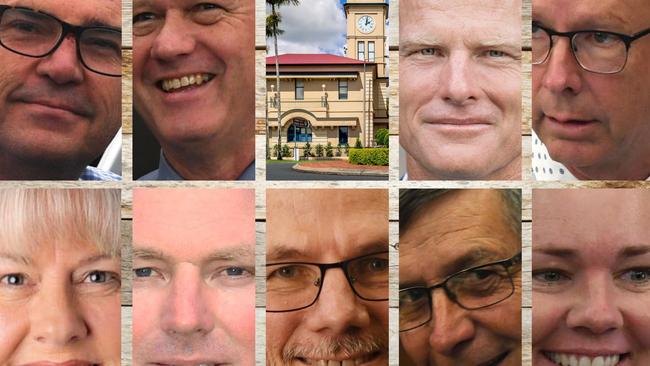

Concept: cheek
[[400, 329, 431, 363], [266, 313, 299, 358], [480, 67, 521, 118], [532, 292, 563, 347], [0, 305, 28, 363], [624, 296, 650, 350], [132, 288, 162, 340], [81, 294, 121, 356], [214, 286, 255, 344]]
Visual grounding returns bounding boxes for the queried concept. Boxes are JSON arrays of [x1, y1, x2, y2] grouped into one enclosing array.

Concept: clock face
[[357, 15, 376, 34]]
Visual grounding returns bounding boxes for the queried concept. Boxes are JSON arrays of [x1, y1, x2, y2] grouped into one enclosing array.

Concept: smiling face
[[132, 0, 254, 149], [532, 0, 650, 179], [266, 189, 389, 366], [0, 0, 121, 177], [533, 189, 650, 366], [399, 190, 522, 366], [399, 0, 522, 180], [132, 188, 255, 366]]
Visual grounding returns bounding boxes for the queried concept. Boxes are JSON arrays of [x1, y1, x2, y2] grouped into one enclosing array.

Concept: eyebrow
[[267, 242, 388, 263], [17, 5, 121, 30], [441, 247, 508, 275], [78, 254, 118, 266], [532, 248, 577, 258], [133, 246, 255, 264], [617, 245, 650, 259], [0, 253, 31, 265], [0, 253, 116, 265]]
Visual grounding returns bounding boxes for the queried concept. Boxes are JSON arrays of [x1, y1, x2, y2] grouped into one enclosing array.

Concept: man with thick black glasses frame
[[532, 0, 650, 181], [399, 189, 522, 366], [0, 1, 121, 180], [266, 189, 389, 366]]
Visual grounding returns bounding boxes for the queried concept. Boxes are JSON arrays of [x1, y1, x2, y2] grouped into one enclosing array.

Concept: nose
[[160, 263, 215, 336], [438, 52, 479, 106], [538, 37, 583, 95], [566, 275, 623, 334], [29, 279, 89, 346], [428, 289, 476, 356], [149, 12, 197, 62], [303, 268, 372, 335], [35, 35, 85, 84]]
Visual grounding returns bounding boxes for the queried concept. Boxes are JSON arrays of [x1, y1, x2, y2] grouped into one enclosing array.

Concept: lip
[[17, 99, 90, 118], [424, 117, 494, 126], [542, 114, 600, 138], [295, 350, 381, 365], [152, 73, 216, 104], [19, 361, 100, 366], [147, 359, 226, 366], [541, 351, 630, 366]]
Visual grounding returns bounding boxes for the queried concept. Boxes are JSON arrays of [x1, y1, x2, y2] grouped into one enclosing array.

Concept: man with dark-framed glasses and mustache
[[266, 189, 389, 366], [0, 0, 121, 180], [532, 0, 650, 181], [399, 189, 522, 366]]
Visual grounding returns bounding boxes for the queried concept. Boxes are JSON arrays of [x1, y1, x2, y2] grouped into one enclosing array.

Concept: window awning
[[265, 73, 358, 80]]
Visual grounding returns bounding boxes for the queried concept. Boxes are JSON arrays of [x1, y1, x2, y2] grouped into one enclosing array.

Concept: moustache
[[282, 332, 388, 362], [8, 84, 94, 117]]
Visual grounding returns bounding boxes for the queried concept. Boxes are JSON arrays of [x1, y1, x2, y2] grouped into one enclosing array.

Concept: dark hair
[[399, 189, 521, 237]]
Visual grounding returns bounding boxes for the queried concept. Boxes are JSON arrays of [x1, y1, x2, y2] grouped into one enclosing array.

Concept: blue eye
[[621, 268, 650, 283], [225, 267, 246, 276], [487, 50, 506, 57], [420, 48, 436, 56], [134, 267, 153, 277]]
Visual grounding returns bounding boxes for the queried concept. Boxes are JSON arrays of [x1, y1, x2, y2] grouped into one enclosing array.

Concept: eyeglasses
[[399, 252, 521, 332], [266, 251, 389, 312], [0, 6, 121, 77], [532, 22, 650, 74]]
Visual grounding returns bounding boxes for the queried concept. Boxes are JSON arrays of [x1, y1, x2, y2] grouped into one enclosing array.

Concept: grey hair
[[399, 189, 521, 237], [0, 188, 121, 257]]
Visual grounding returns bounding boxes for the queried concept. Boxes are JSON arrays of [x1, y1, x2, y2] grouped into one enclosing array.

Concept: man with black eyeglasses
[[266, 189, 389, 366], [399, 189, 522, 366], [0, 0, 121, 180], [532, 0, 650, 180]]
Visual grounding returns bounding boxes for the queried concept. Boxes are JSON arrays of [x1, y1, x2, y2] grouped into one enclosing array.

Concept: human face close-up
[[399, 0, 522, 180], [132, 188, 255, 366], [0, 240, 121, 366], [0, 0, 121, 171], [399, 190, 522, 366], [266, 189, 389, 366], [533, 189, 650, 366], [532, 0, 650, 180], [132, 0, 255, 149]]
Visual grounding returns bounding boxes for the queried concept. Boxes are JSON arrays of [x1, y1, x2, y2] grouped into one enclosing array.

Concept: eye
[[419, 48, 437, 56], [134, 267, 154, 278], [84, 270, 118, 284], [532, 270, 570, 283], [133, 12, 156, 24], [591, 31, 617, 44], [399, 288, 427, 304], [194, 3, 220, 11], [0, 273, 26, 286], [217, 266, 253, 278], [486, 50, 507, 58], [191, 2, 224, 25], [619, 268, 650, 283]]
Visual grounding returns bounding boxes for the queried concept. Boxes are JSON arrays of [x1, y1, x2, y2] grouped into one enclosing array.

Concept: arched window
[[287, 119, 312, 142]]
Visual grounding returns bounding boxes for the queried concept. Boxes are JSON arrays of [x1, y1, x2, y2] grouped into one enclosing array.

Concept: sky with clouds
[[267, 0, 389, 56]]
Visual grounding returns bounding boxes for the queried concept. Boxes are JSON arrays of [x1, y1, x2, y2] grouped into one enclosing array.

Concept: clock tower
[[344, 0, 388, 77]]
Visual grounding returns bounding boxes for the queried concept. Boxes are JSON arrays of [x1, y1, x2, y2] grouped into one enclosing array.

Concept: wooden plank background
[[107, 0, 646, 365]]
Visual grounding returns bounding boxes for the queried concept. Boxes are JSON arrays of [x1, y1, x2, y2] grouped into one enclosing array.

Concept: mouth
[[544, 351, 629, 366], [295, 351, 380, 365], [17, 99, 89, 117], [426, 118, 492, 126], [158, 73, 215, 93], [19, 361, 101, 366], [478, 350, 510, 366]]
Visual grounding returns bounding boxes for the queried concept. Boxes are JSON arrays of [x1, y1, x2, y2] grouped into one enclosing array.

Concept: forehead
[[533, 189, 650, 251], [5, 0, 121, 27], [533, 0, 650, 32], [400, 191, 519, 275], [133, 189, 255, 259], [266, 190, 388, 261], [401, 0, 521, 40]]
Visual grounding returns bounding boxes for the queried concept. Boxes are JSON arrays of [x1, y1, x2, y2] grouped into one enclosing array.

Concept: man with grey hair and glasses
[[0, 1, 121, 180], [266, 189, 389, 366], [399, 189, 522, 366], [532, 0, 650, 180]]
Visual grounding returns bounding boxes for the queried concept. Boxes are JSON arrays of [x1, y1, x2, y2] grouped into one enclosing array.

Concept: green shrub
[[272, 144, 280, 158], [281, 144, 291, 158], [343, 143, 349, 156], [354, 138, 363, 149], [303, 142, 312, 157], [348, 148, 388, 166], [375, 128, 389, 147], [325, 142, 334, 157], [315, 143, 324, 157]]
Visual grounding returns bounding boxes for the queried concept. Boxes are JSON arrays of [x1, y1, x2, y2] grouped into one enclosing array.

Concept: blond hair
[[0, 189, 120, 257]]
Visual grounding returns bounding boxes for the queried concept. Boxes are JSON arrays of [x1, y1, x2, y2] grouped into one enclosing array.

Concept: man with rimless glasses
[[399, 189, 522, 366], [0, 1, 121, 180], [266, 189, 389, 366], [532, 0, 650, 180]]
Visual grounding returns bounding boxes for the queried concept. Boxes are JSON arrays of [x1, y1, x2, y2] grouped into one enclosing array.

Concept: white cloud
[[267, 0, 347, 56]]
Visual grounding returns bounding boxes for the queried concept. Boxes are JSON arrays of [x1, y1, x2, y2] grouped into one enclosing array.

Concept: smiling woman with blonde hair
[[0, 188, 121, 366]]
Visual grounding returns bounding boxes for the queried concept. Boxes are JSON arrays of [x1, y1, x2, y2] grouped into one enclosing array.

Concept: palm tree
[[266, 0, 300, 160]]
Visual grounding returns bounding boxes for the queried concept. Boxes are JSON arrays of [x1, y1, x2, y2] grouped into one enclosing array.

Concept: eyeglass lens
[[532, 25, 628, 73], [267, 252, 389, 312], [399, 261, 515, 331], [0, 7, 121, 76]]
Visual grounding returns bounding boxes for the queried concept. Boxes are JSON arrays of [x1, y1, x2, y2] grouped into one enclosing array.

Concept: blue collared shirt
[[79, 166, 122, 181], [138, 152, 255, 181]]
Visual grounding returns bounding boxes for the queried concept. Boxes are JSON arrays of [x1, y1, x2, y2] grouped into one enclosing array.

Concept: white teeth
[[161, 73, 213, 92], [304, 359, 362, 366], [547, 352, 622, 366]]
